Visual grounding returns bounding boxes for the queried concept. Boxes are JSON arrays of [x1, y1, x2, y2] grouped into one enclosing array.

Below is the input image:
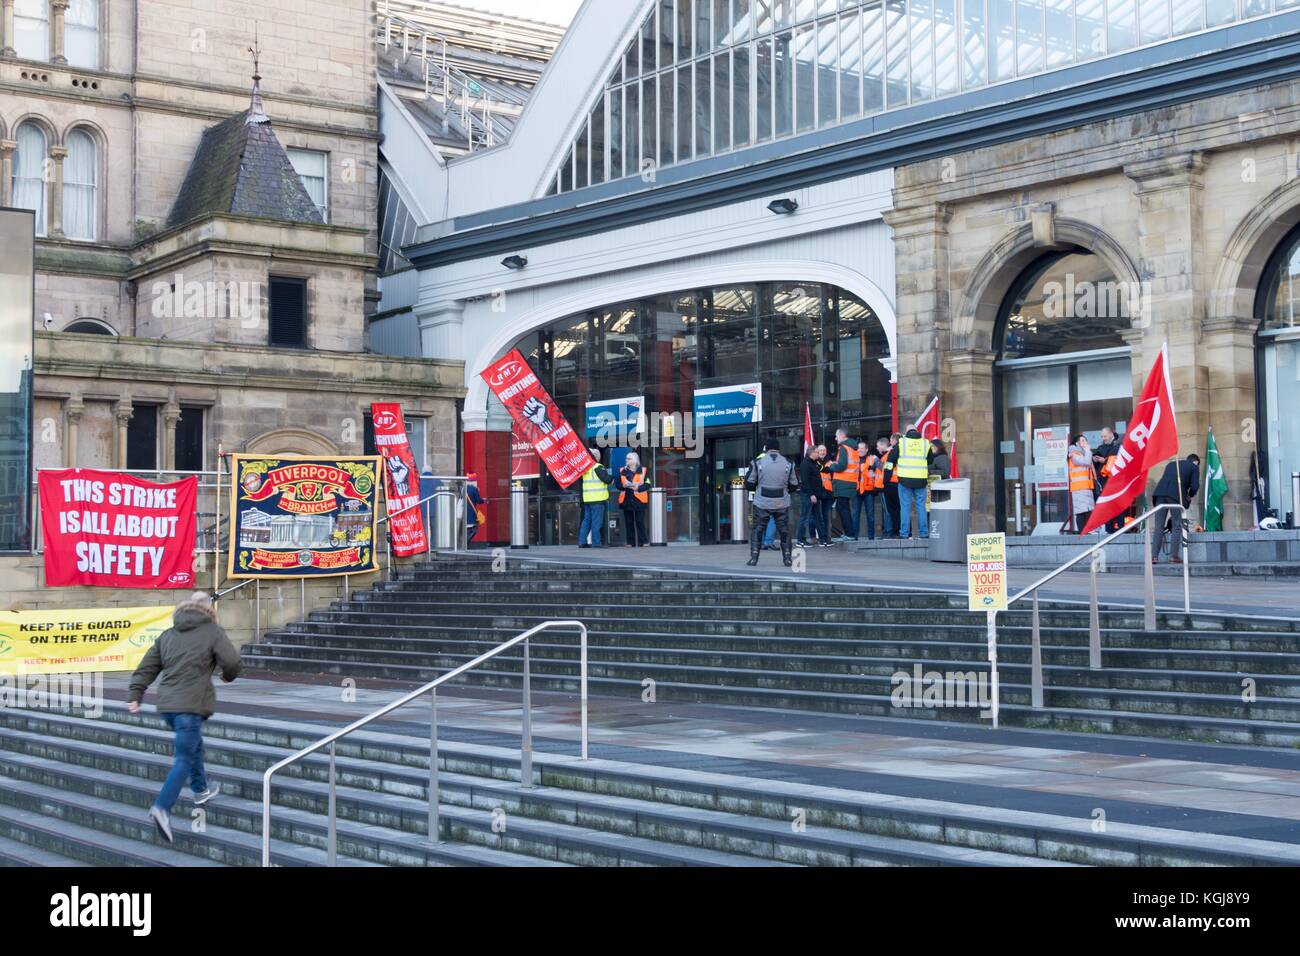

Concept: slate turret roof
[[166, 75, 324, 230]]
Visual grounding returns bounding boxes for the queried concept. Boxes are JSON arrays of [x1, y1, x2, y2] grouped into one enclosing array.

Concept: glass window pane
[[697, 0, 712, 53], [660, 0, 676, 66], [660, 70, 675, 167], [962, 0, 987, 88], [755, 0, 775, 32], [1044, 0, 1071, 68], [714, 0, 732, 47], [756, 35, 774, 138], [560, 146, 574, 192], [1242, 0, 1269, 15], [575, 123, 590, 189], [795, 24, 816, 132], [626, 83, 641, 174], [817, 16, 839, 125], [590, 98, 607, 184], [1016, 0, 1044, 75], [989, 0, 1015, 81], [714, 52, 733, 148], [774, 30, 794, 135], [642, 76, 658, 171], [695, 57, 713, 153], [911, 0, 934, 101], [864, 1, 886, 110], [1108, 0, 1137, 52], [0, 211, 34, 549], [1171, 0, 1201, 33], [625, 38, 640, 79], [733, 42, 752, 146], [1001, 252, 1131, 359], [1204, 0, 1235, 25], [1076, 0, 1105, 58], [678, 0, 695, 58], [840, 10, 863, 117], [775, 0, 793, 28], [885, 0, 908, 106], [934, 0, 958, 95], [610, 88, 625, 178], [13, 124, 47, 235], [677, 65, 695, 161], [1139, 0, 1171, 42], [14, 0, 49, 61], [734, 0, 756, 40], [643, 8, 659, 72], [66, 0, 99, 70]]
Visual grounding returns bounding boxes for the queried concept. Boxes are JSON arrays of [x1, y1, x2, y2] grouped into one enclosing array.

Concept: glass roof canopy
[[549, 0, 1292, 195]]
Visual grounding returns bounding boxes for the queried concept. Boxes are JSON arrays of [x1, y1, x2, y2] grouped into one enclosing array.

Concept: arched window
[[994, 249, 1135, 533], [1256, 224, 1300, 522], [65, 0, 101, 70], [64, 319, 115, 335], [13, 0, 49, 61], [12, 123, 48, 236], [63, 129, 97, 241]]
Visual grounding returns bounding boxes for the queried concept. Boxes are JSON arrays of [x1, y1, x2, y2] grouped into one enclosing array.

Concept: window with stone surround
[[11, 123, 47, 237], [268, 276, 308, 348], [65, 0, 99, 69], [287, 148, 328, 223], [13, 0, 49, 62]]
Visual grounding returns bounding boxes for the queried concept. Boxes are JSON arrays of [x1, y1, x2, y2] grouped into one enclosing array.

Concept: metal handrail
[[260, 619, 589, 867], [984, 502, 1192, 727]]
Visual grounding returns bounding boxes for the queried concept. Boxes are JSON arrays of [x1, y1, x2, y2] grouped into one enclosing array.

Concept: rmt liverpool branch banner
[[227, 456, 381, 579], [481, 349, 594, 488], [371, 403, 428, 557], [38, 469, 198, 589]]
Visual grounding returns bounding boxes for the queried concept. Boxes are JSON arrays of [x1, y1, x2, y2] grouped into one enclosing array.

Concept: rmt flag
[[1082, 344, 1179, 534]]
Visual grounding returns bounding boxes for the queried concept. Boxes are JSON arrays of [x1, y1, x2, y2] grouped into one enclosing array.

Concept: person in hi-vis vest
[[888, 427, 934, 539], [618, 451, 650, 547], [578, 448, 613, 548]]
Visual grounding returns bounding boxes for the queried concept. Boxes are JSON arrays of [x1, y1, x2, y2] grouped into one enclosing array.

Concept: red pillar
[[463, 429, 511, 544]]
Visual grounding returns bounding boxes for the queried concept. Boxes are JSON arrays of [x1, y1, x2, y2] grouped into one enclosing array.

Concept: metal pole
[[1014, 482, 1024, 536], [1181, 506, 1191, 615], [343, 574, 349, 601], [327, 741, 337, 867], [985, 610, 1000, 728], [255, 580, 261, 643], [213, 448, 222, 592], [300, 577, 305, 618], [262, 777, 271, 867], [427, 690, 441, 844], [1089, 554, 1102, 670], [1143, 516, 1156, 631], [579, 624, 588, 760], [521, 639, 533, 789], [387, 529, 393, 580], [1030, 593, 1043, 709], [1292, 473, 1300, 529]]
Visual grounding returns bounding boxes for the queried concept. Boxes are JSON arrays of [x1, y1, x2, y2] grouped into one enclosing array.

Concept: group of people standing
[[577, 448, 652, 548], [794, 428, 953, 549]]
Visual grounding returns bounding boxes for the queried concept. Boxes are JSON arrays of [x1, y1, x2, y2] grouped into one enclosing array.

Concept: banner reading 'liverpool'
[[228, 455, 381, 578], [480, 350, 594, 489], [39, 469, 198, 589], [371, 403, 428, 557]]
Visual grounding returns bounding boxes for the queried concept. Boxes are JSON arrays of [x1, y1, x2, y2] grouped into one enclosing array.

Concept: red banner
[[481, 350, 594, 489], [371, 403, 428, 557], [1082, 344, 1179, 534], [39, 469, 198, 589], [511, 429, 540, 481]]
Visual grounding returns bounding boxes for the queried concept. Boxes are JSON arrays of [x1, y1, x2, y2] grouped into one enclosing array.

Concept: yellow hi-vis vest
[[896, 436, 929, 481], [581, 465, 609, 503]]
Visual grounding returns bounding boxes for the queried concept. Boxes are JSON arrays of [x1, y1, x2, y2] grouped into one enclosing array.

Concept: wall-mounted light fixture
[[502, 255, 528, 270], [767, 198, 798, 215]]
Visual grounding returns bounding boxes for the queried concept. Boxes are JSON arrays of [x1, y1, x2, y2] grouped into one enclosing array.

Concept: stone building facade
[[0, 0, 464, 484], [889, 75, 1300, 533]]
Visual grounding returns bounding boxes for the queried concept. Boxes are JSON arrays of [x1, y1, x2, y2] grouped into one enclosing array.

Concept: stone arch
[[1209, 176, 1300, 326], [952, 217, 1142, 353], [243, 428, 340, 456]]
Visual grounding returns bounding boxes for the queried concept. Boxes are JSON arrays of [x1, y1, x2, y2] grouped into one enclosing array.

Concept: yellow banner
[[0, 606, 174, 676], [967, 533, 1008, 612]]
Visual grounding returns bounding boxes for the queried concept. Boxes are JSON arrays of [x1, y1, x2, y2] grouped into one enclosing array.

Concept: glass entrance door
[[700, 431, 756, 544], [1262, 334, 1300, 522]]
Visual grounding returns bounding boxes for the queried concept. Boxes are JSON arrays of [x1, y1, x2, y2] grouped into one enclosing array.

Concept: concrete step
[[0, 830, 93, 867]]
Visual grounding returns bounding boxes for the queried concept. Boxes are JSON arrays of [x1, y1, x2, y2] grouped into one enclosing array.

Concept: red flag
[[803, 402, 814, 455], [1081, 344, 1179, 534], [949, 439, 960, 479], [371, 403, 428, 557], [912, 397, 940, 440]]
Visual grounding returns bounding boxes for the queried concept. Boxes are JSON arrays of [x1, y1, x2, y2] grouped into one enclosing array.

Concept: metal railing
[[260, 620, 589, 867], [983, 503, 1192, 727]]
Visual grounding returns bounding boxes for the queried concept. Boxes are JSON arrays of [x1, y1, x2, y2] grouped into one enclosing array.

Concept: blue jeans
[[854, 492, 879, 540], [797, 493, 829, 542], [578, 502, 606, 546], [155, 713, 207, 812], [898, 484, 929, 539]]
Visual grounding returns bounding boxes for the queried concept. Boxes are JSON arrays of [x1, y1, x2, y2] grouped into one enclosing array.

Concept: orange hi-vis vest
[[832, 446, 861, 492], [1101, 455, 1117, 478], [820, 467, 833, 493], [858, 455, 883, 493], [1069, 457, 1096, 493], [619, 468, 649, 506]]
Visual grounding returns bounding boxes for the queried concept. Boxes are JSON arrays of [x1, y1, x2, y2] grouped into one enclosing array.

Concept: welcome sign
[[228, 455, 381, 579], [693, 383, 763, 428]]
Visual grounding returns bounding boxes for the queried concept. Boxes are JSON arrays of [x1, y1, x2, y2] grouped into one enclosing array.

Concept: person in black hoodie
[[128, 592, 241, 843], [797, 444, 831, 546], [1152, 455, 1200, 564], [1092, 426, 1124, 532]]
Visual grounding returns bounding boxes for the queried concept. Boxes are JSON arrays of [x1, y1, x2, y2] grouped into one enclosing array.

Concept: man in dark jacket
[[1092, 426, 1124, 531], [797, 444, 831, 547], [745, 441, 800, 567], [128, 592, 241, 843], [1152, 454, 1200, 564]]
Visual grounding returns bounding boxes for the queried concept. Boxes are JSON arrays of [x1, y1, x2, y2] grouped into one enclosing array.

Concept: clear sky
[[447, 0, 584, 26]]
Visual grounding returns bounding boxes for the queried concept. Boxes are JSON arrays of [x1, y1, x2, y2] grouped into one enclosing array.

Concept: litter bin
[[648, 487, 668, 546], [928, 478, 971, 563], [432, 488, 458, 551]]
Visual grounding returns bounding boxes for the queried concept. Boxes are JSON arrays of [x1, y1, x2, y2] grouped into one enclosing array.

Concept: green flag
[[1205, 429, 1228, 531]]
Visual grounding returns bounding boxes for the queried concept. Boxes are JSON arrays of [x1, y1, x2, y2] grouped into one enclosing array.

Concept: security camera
[[42, 313, 55, 330]]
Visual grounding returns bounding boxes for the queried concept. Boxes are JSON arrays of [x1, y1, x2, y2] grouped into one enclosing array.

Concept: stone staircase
[[2, 703, 1297, 867], [240, 556, 1300, 746]]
